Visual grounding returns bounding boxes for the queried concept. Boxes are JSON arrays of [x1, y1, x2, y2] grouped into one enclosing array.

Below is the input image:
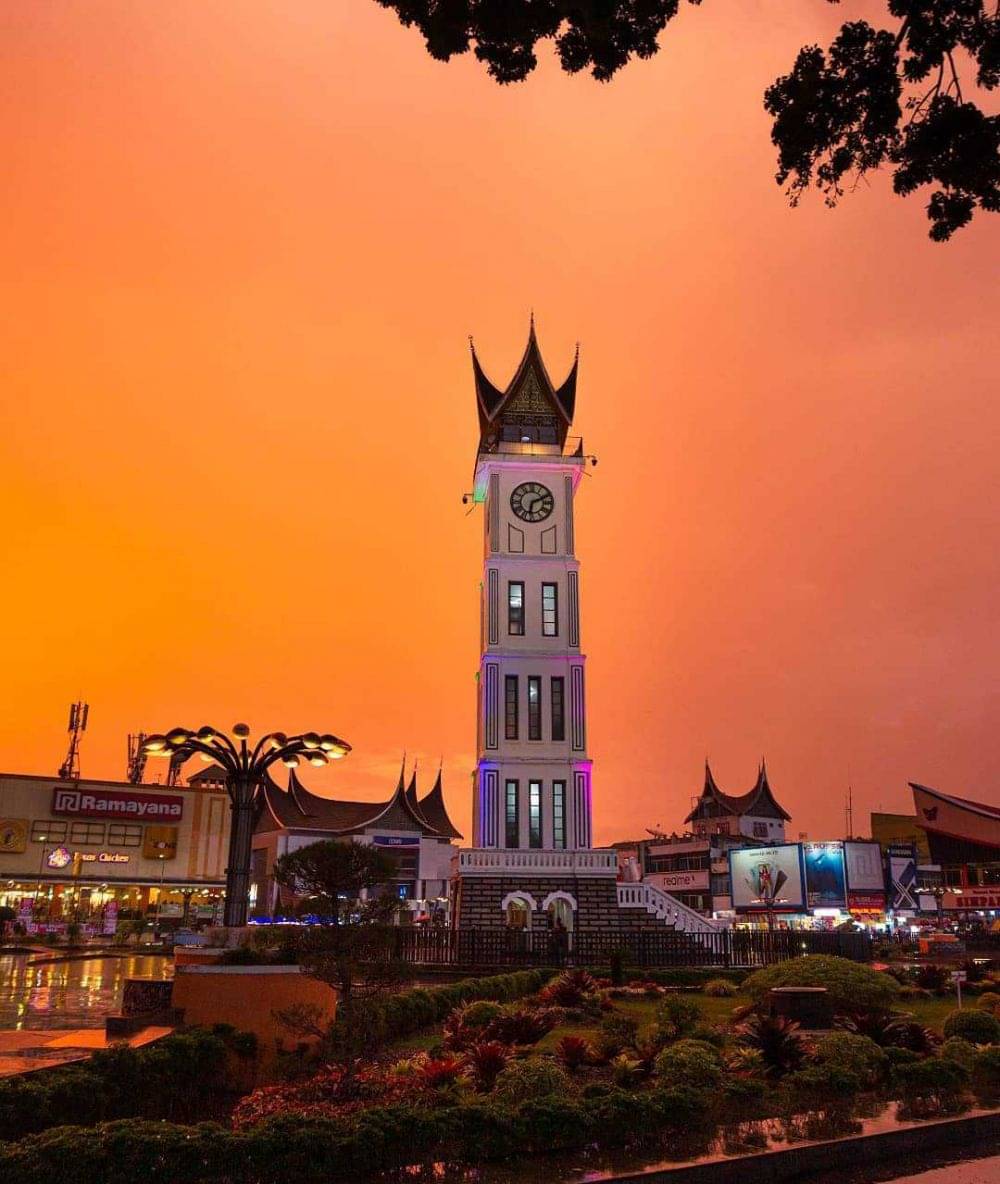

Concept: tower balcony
[[477, 435, 584, 460], [456, 847, 617, 877]]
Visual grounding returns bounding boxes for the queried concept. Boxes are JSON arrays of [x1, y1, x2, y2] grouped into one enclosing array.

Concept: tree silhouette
[[375, 0, 999, 239]]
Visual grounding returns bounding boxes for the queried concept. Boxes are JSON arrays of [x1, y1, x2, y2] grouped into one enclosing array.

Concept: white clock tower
[[469, 322, 594, 854]]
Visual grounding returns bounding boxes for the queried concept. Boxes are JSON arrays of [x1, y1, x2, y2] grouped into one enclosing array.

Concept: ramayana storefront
[[0, 772, 230, 933]]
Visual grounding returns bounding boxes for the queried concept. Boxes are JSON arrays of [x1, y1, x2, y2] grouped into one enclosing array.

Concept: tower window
[[551, 677, 565, 742], [527, 676, 542, 740], [529, 781, 542, 849], [553, 780, 566, 849], [505, 675, 519, 740], [542, 583, 558, 637], [508, 582, 524, 635], [505, 780, 519, 848]]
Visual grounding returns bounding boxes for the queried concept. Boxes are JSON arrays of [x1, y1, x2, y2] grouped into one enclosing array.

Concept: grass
[[385, 986, 966, 1058]]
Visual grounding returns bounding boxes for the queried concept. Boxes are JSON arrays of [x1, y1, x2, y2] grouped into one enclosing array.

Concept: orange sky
[[1, 1, 998, 844]]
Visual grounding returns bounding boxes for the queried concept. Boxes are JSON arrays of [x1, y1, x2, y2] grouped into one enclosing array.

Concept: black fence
[[376, 926, 873, 970]]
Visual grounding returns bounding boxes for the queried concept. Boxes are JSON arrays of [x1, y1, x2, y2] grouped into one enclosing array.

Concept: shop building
[[908, 782, 1000, 917], [250, 763, 462, 922], [684, 761, 791, 842], [0, 771, 230, 932]]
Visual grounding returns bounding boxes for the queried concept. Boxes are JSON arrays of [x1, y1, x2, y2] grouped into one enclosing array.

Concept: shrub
[[734, 1014, 806, 1078], [593, 1013, 638, 1060], [976, 991, 1000, 1014], [556, 1035, 591, 1071], [745, 956, 899, 1013], [653, 1039, 723, 1091], [484, 1006, 560, 1047], [610, 1054, 645, 1089], [688, 1022, 726, 1048], [839, 1011, 938, 1054], [940, 1038, 978, 1071], [493, 1058, 572, 1104], [893, 1057, 969, 1117], [972, 1047, 1000, 1099], [463, 1041, 511, 1092], [942, 1008, 1000, 1045], [655, 994, 702, 1040], [884, 1046, 921, 1070], [539, 969, 599, 1008], [703, 978, 738, 997], [915, 964, 949, 993], [813, 1032, 887, 1086], [457, 1000, 504, 1029]]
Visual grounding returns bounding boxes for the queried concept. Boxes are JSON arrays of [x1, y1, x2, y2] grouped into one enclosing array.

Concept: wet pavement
[[0, 952, 172, 1030]]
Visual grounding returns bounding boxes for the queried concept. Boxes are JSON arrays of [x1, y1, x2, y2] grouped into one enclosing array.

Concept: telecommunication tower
[[58, 702, 89, 780], [126, 732, 148, 785]]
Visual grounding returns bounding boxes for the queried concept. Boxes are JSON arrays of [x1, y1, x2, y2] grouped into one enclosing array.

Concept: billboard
[[844, 841, 885, 892], [888, 852, 918, 910], [804, 842, 847, 908], [730, 845, 806, 912]]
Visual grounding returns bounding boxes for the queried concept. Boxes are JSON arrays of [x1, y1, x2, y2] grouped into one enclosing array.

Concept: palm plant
[[734, 1014, 806, 1078]]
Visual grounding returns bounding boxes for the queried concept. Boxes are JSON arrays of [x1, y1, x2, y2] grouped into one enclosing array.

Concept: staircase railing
[[617, 881, 720, 936]]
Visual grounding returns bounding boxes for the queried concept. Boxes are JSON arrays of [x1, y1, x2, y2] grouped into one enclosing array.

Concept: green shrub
[[783, 1063, 862, 1101], [593, 1013, 638, 1059], [940, 1038, 978, 1071], [744, 956, 899, 1013], [703, 978, 738, 997], [0, 1027, 251, 1141], [893, 1057, 969, 1116], [976, 991, 1000, 1014], [493, 1059, 572, 1104], [688, 1022, 726, 1048], [942, 1008, 1000, 1045], [455, 1000, 503, 1030], [653, 1039, 723, 1090], [884, 1046, 921, 1070], [972, 1047, 1000, 1098], [655, 994, 702, 1039], [813, 1032, 887, 1086]]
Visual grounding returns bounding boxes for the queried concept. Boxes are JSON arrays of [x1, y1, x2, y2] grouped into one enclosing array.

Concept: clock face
[[510, 481, 554, 523]]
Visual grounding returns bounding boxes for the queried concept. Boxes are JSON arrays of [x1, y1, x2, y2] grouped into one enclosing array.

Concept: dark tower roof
[[471, 318, 579, 451], [684, 759, 792, 824], [417, 767, 463, 840]]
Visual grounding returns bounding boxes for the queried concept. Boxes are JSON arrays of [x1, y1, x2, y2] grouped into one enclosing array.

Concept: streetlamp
[[142, 724, 351, 928]]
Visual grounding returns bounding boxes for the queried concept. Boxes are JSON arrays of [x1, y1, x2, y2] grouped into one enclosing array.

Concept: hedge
[[335, 969, 553, 1045], [0, 1027, 255, 1142], [744, 956, 899, 1012], [0, 1088, 716, 1183]]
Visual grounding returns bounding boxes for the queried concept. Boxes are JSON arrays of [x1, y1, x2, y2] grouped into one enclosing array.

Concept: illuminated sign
[[648, 870, 710, 892], [46, 846, 72, 869], [804, 841, 847, 909], [372, 835, 420, 847], [730, 845, 806, 912], [80, 852, 130, 864], [52, 788, 184, 820]]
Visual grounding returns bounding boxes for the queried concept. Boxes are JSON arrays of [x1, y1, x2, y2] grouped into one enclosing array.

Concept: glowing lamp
[[282, 754, 300, 768]]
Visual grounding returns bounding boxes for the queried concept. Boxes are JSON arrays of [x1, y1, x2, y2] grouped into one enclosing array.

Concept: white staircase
[[617, 881, 720, 938]]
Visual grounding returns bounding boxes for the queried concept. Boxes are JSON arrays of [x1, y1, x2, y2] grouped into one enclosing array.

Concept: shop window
[[108, 823, 143, 847], [70, 822, 105, 845], [31, 821, 66, 843]]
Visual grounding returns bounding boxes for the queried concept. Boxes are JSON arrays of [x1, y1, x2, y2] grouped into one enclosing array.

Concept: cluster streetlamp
[[142, 724, 351, 927]]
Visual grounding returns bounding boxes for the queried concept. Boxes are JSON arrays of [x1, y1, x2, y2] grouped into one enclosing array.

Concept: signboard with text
[[51, 787, 184, 821], [844, 841, 885, 892], [647, 870, 710, 893], [730, 845, 806, 912]]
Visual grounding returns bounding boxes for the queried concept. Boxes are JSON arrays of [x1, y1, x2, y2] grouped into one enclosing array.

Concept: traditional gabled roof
[[254, 761, 461, 839], [188, 763, 228, 786], [684, 759, 792, 823], [417, 767, 463, 840], [471, 318, 579, 448]]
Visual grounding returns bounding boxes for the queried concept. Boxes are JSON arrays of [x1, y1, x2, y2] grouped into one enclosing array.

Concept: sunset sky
[[1, 1, 997, 845]]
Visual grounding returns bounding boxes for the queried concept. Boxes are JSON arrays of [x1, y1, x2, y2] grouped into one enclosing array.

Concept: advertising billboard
[[888, 852, 918, 911], [803, 841, 847, 908], [844, 841, 885, 892], [730, 845, 806, 912]]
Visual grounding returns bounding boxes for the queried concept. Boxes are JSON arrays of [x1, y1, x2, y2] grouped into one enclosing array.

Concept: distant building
[[684, 761, 791, 843], [909, 782, 1000, 915], [870, 811, 932, 863], [248, 763, 462, 923]]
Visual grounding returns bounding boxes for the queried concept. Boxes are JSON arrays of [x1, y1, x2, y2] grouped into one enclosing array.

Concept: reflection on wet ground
[[0, 953, 172, 1030]]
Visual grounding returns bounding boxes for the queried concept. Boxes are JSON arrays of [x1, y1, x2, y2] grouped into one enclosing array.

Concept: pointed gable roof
[[471, 318, 579, 448], [417, 767, 463, 840], [684, 759, 792, 823]]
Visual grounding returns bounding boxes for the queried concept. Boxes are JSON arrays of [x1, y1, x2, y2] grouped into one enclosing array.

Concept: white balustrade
[[457, 848, 618, 877], [617, 880, 720, 936]]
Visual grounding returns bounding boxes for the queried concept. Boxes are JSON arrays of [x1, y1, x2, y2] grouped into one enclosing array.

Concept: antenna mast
[[58, 701, 89, 780], [846, 783, 854, 839], [126, 732, 148, 785]]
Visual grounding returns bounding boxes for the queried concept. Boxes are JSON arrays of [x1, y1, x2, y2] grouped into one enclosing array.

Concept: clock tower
[[469, 321, 593, 854]]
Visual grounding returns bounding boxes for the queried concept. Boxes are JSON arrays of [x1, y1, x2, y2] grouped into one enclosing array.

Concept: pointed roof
[[255, 762, 461, 839], [471, 320, 579, 448], [417, 767, 463, 840], [684, 760, 792, 823]]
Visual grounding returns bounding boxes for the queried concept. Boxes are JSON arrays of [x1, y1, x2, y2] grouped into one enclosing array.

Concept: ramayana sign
[[52, 788, 184, 821]]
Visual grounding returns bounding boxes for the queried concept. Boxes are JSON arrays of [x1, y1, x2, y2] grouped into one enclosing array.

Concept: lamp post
[[142, 724, 351, 928]]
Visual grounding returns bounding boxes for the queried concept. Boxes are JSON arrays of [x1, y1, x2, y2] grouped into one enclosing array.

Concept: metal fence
[[375, 926, 873, 970]]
